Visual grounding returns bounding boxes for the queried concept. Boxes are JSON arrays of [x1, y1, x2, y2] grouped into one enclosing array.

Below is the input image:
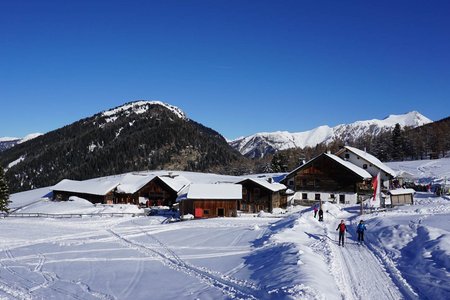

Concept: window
[[363, 164, 368, 169], [288, 180, 294, 187], [302, 193, 308, 200], [203, 209, 210, 215], [315, 194, 321, 200], [339, 195, 345, 204], [344, 153, 350, 159], [330, 194, 335, 199]]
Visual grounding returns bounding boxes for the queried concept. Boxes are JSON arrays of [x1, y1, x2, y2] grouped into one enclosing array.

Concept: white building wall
[[338, 152, 390, 186], [293, 191, 358, 205]]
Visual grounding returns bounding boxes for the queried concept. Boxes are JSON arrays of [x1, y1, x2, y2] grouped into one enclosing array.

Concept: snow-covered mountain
[[0, 133, 42, 152], [1, 100, 243, 193], [230, 111, 433, 158]]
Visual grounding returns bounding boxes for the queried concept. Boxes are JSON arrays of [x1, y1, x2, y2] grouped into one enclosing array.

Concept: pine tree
[[0, 167, 11, 213], [391, 123, 405, 161]]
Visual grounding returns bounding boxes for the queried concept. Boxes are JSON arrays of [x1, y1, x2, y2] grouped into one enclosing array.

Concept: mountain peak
[[101, 100, 187, 121], [231, 111, 433, 158], [381, 111, 432, 128]]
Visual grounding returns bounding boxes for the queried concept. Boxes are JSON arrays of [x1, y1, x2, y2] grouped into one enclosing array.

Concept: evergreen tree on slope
[[0, 167, 11, 213]]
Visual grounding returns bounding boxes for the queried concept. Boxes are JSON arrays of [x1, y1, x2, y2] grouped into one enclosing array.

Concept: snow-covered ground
[[1, 158, 449, 299]]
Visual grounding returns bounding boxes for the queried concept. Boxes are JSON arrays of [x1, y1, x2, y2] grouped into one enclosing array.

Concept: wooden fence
[[4, 212, 146, 218]]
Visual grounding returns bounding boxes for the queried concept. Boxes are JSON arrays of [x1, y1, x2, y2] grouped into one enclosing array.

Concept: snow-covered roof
[[325, 153, 372, 179], [340, 146, 397, 177], [185, 184, 242, 200], [158, 174, 191, 193], [115, 174, 156, 194], [52, 178, 121, 196], [389, 188, 416, 195], [285, 152, 372, 180], [238, 178, 286, 192]]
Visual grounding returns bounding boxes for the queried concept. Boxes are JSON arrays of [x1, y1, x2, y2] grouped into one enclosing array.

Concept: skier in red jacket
[[336, 220, 348, 247]]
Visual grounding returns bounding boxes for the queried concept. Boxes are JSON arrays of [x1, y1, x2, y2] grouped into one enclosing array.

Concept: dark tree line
[[0, 167, 10, 213]]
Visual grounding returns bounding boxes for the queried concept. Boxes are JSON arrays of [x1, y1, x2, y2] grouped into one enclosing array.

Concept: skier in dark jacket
[[318, 208, 324, 221], [357, 220, 367, 242], [336, 220, 347, 246]]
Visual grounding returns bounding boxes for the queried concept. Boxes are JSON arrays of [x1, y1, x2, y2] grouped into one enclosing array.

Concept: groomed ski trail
[[323, 211, 403, 300]]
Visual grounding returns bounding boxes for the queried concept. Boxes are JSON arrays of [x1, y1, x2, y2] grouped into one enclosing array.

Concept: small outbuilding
[[236, 178, 287, 213], [178, 184, 242, 218], [388, 188, 415, 206]]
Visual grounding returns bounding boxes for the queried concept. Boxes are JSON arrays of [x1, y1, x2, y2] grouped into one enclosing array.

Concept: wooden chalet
[[178, 184, 242, 218], [52, 173, 190, 207], [236, 178, 287, 213], [52, 178, 119, 204], [114, 174, 190, 207], [283, 152, 372, 205]]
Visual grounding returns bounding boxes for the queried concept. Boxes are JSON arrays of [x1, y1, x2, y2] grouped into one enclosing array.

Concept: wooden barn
[[178, 184, 242, 218], [114, 174, 190, 207], [52, 178, 119, 204], [283, 152, 372, 205], [236, 178, 287, 213], [388, 188, 415, 206]]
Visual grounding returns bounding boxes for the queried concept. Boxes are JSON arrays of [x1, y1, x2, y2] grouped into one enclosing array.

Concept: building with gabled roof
[[236, 178, 287, 213], [178, 184, 242, 218], [335, 146, 397, 184], [52, 178, 122, 203], [282, 152, 372, 205]]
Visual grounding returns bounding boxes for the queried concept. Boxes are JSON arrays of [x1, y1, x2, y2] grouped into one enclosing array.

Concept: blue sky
[[1, 0, 449, 140]]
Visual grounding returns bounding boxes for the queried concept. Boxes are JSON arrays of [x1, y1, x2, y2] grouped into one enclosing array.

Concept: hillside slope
[[0, 101, 245, 192]]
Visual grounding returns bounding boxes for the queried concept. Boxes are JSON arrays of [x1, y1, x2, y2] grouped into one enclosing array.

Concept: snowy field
[[1, 159, 449, 299]]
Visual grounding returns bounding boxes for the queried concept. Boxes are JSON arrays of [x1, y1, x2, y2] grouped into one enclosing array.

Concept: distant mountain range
[[229, 111, 432, 158], [0, 101, 245, 193], [0, 133, 42, 152]]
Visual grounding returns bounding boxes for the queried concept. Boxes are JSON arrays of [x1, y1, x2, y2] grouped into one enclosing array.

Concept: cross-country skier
[[313, 206, 318, 218], [336, 220, 347, 246], [318, 208, 323, 221], [357, 220, 367, 243]]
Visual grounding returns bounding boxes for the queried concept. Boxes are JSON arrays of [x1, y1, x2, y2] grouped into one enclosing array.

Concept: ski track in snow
[[107, 226, 267, 300], [323, 215, 404, 300], [0, 247, 114, 300]]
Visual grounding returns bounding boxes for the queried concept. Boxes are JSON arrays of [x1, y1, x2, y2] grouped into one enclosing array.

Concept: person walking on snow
[[318, 208, 324, 222], [357, 220, 367, 242], [313, 206, 318, 218], [336, 220, 347, 246]]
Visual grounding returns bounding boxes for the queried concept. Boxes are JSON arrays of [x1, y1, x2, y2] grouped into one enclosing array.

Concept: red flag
[[372, 175, 378, 200]]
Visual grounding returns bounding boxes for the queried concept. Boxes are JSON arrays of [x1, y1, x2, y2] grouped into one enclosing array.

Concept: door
[[339, 195, 345, 204], [217, 208, 225, 217], [195, 208, 203, 218]]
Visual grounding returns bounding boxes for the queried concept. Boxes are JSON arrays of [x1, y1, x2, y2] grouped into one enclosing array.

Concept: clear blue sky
[[1, 0, 449, 140]]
